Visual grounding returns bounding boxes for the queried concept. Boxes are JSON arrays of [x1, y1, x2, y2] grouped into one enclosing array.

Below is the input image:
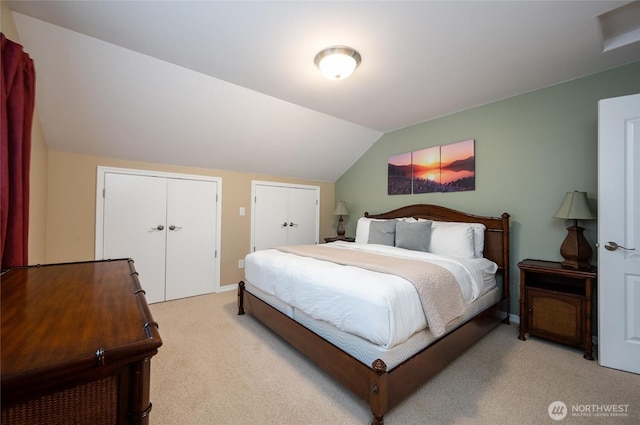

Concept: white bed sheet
[[244, 241, 497, 349]]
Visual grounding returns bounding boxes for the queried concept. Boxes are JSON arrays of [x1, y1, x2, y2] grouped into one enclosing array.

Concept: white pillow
[[355, 217, 386, 243], [396, 217, 417, 223], [431, 221, 485, 258], [428, 224, 475, 258]]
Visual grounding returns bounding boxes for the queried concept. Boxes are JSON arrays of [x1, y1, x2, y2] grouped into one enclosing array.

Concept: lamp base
[[336, 216, 345, 237], [559, 225, 593, 270]]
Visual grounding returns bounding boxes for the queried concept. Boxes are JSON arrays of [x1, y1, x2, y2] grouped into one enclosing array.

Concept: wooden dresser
[[1, 259, 162, 425]]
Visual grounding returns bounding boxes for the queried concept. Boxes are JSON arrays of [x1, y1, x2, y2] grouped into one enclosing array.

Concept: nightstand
[[518, 259, 596, 360], [324, 236, 355, 243]]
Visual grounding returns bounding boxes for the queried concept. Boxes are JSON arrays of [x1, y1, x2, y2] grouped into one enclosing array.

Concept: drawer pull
[[95, 348, 106, 366]]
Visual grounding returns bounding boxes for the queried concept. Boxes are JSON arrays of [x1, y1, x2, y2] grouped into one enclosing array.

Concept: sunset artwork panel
[[388, 152, 412, 195], [440, 139, 475, 192], [412, 146, 441, 194], [388, 139, 475, 195]]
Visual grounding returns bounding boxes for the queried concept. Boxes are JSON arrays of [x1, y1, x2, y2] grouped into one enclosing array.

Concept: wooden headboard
[[365, 204, 510, 299]]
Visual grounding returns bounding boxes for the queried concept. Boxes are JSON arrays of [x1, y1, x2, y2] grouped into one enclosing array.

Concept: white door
[[99, 168, 221, 304], [165, 178, 218, 300], [598, 93, 640, 374], [252, 182, 319, 251], [102, 173, 168, 304], [287, 187, 319, 246], [253, 184, 289, 251]]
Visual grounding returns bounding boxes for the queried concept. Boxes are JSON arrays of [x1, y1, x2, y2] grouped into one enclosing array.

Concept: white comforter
[[244, 241, 497, 349]]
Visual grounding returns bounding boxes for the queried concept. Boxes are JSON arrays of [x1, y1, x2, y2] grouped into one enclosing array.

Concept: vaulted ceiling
[[6, 1, 640, 182]]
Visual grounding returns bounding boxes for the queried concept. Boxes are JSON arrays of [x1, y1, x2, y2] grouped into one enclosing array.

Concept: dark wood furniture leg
[[583, 276, 594, 360]]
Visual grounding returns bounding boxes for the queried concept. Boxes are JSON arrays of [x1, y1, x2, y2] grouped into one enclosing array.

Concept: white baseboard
[[218, 284, 238, 293]]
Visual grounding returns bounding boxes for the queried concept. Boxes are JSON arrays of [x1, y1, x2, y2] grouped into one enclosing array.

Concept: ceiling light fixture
[[314, 46, 361, 80]]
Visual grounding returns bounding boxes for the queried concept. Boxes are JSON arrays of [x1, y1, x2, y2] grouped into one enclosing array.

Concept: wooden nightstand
[[324, 236, 355, 243], [518, 259, 596, 360]]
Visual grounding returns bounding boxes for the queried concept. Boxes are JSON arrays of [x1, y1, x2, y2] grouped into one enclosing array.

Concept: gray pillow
[[368, 220, 396, 246], [395, 220, 432, 251]]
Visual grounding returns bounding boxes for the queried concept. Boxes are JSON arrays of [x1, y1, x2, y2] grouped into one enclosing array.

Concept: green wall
[[335, 61, 640, 317]]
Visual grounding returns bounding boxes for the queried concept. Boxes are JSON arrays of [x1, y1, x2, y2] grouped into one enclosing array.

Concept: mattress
[[245, 241, 498, 348], [245, 282, 501, 371]]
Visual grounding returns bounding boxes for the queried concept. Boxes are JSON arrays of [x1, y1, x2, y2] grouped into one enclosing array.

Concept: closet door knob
[[282, 222, 289, 227], [154, 224, 165, 231], [169, 225, 182, 231]]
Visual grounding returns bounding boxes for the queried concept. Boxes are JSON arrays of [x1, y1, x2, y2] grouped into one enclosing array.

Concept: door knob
[[282, 222, 289, 227], [153, 224, 165, 231], [604, 241, 635, 251], [169, 225, 183, 231], [289, 222, 298, 227]]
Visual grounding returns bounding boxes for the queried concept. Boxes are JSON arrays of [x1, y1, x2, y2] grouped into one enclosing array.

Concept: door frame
[[250, 180, 320, 252], [95, 166, 223, 290]]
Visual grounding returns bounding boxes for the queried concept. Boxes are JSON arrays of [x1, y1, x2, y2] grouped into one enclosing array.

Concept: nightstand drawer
[[526, 287, 584, 347]]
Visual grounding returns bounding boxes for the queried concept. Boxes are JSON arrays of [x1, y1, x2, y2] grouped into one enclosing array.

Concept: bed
[[238, 204, 510, 424]]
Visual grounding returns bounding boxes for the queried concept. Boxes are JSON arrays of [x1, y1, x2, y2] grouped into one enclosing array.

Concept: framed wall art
[[388, 139, 475, 195]]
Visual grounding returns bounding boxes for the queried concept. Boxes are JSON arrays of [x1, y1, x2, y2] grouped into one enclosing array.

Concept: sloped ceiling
[[6, 1, 640, 182]]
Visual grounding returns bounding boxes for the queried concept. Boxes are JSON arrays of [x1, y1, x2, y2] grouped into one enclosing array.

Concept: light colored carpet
[[149, 290, 639, 425]]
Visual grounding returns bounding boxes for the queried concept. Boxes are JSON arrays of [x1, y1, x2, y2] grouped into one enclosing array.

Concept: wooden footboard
[[238, 281, 507, 424]]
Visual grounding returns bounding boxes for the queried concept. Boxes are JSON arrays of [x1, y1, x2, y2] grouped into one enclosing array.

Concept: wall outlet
[[238, 259, 245, 269]]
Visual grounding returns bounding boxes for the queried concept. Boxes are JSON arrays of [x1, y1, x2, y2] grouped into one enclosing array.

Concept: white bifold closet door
[[252, 182, 319, 252], [101, 172, 218, 303]]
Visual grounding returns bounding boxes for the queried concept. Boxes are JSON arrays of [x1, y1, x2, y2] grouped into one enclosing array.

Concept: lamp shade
[[314, 46, 361, 80], [553, 191, 596, 220], [334, 201, 349, 216]]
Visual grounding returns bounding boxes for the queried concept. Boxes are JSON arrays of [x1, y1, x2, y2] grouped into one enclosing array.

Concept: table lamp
[[334, 201, 350, 237], [553, 191, 596, 269]]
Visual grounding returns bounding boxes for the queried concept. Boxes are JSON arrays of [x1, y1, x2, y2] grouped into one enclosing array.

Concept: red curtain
[[1, 33, 35, 269]]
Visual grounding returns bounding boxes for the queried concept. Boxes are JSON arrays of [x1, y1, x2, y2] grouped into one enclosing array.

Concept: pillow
[[368, 220, 396, 246], [396, 216, 417, 223], [355, 217, 407, 243], [470, 224, 485, 257], [355, 217, 384, 243], [431, 221, 486, 258], [428, 224, 475, 258], [395, 220, 432, 251]]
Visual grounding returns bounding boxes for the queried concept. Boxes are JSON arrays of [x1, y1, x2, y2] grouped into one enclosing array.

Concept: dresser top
[[1, 259, 162, 388], [518, 258, 597, 278]]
